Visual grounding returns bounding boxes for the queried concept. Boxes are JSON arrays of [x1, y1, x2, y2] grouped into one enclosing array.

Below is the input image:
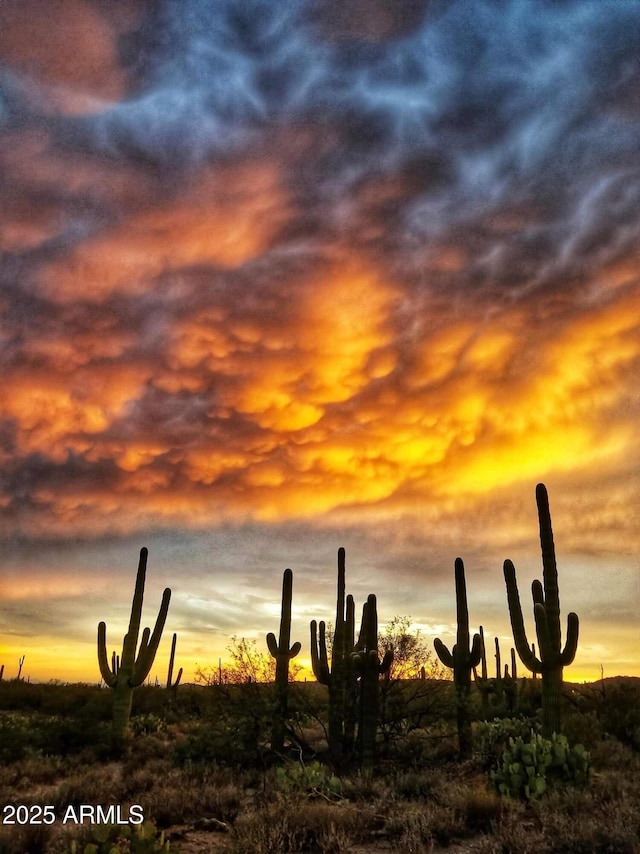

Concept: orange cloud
[[2, 365, 150, 459], [38, 162, 290, 302]]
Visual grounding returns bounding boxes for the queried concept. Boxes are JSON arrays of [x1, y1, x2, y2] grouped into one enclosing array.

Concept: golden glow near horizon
[[1, 1, 640, 684]]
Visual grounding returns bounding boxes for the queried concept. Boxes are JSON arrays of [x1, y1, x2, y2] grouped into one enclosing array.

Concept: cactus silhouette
[[17, 655, 25, 681], [310, 547, 357, 764], [266, 568, 301, 753], [98, 547, 171, 747], [503, 483, 579, 737], [435, 557, 482, 758], [352, 593, 393, 773], [166, 632, 183, 690], [473, 625, 493, 715]]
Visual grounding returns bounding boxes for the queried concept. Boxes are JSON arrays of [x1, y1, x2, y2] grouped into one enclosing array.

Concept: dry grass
[[1, 681, 640, 853]]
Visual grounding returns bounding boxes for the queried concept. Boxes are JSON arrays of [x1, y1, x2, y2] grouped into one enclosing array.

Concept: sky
[[1, 0, 639, 685]]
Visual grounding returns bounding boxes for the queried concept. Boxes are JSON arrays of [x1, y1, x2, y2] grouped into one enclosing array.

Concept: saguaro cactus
[[166, 632, 183, 690], [310, 548, 357, 763], [435, 558, 482, 759], [352, 594, 393, 773], [266, 568, 302, 753], [98, 547, 171, 747], [503, 483, 579, 737]]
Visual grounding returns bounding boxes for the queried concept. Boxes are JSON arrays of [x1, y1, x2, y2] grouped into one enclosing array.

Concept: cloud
[[1, 0, 639, 681]]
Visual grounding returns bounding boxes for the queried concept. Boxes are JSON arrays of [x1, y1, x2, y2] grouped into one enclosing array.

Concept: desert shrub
[[0, 819, 52, 854], [389, 724, 459, 767], [589, 736, 640, 774], [130, 714, 166, 737], [231, 799, 364, 853], [561, 709, 602, 750], [474, 808, 546, 854], [52, 764, 126, 811], [378, 618, 452, 742], [384, 801, 464, 851], [0, 708, 112, 764], [390, 767, 443, 799], [0, 712, 32, 762], [137, 766, 243, 827], [275, 760, 343, 799], [597, 683, 640, 750], [536, 783, 640, 854], [35, 715, 111, 757], [491, 732, 589, 801], [171, 696, 269, 767], [454, 785, 504, 834]]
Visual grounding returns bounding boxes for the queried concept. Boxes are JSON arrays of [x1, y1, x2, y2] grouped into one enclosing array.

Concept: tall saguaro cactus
[[435, 558, 482, 759], [98, 547, 171, 747], [311, 547, 357, 763], [266, 568, 302, 753], [352, 594, 393, 773], [503, 483, 579, 737]]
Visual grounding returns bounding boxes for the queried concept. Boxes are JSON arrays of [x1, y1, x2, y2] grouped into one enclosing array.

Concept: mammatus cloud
[[0, 0, 639, 681]]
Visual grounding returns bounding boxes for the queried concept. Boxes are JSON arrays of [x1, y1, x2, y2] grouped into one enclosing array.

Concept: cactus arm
[[532, 579, 544, 607], [560, 612, 579, 665], [319, 620, 331, 682], [536, 483, 562, 652], [126, 548, 149, 652], [290, 641, 302, 658], [145, 588, 171, 657], [453, 559, 471, 663], [479, 626, 488, 680], [97, 622, 118, 687], [137, 627, 151, 662], [533, 601, 555, 665], [354, 600, 368, 652], [132, 587, 171, 686], [494, 636, 502, 680], [310, 620, 329, 683], [434, 638, 455, 669], [503, 559, 543, 672], [337, 548, 346, 625], [167, 632, 183, 689], [470, 632, 482, 669], [266, 632, 279, 658]]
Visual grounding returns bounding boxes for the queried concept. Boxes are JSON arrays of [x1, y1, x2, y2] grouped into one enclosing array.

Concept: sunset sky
[[1, 0, 639, 685]]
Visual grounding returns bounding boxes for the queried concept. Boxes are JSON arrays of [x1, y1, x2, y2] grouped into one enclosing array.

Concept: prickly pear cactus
[[491, 731, 589, 800]]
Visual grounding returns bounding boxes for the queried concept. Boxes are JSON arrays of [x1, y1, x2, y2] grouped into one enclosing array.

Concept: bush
[[274, 760, 342, 799], [231, 800, 363, 854], [491, 732, 589, 801], [597, 683, 640, 750]]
